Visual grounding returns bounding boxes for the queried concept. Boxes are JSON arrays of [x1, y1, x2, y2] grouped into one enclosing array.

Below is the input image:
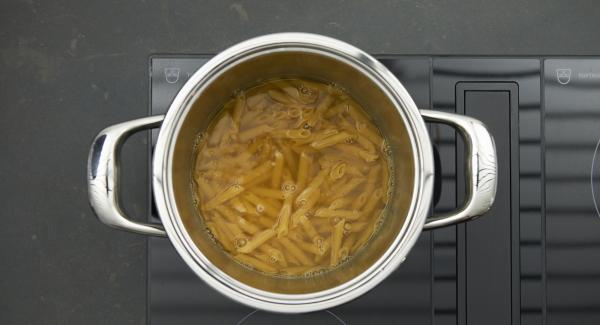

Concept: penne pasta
[[237, 229, 275, 254], [230, 197, 247, 213], [295, 168, 329, 206], [315, 93, 335, 115], [204, 184, 245, 210], [328, 197, 352, 210], [314, 249, 330, 264], [289, 144, 314, 155], [316, 238, 330, 257], [315, 225, 331, 238], [330, 219, 346, 267], [352, 222, 374, 252], [351, 193, 369, 211], [231, 94, 245, 132], [193, 78, 392, 277], [287, 229, 306, 243], [244, 172, 270, 189], [322, 151, 371, 170], [216, 151, 253, 169], [295, 187, 320, 210], [237, 216, 260, 235], [213, 217, 236, 251], [238, 124, 273, 142], [296, 151, 312, 192], [205, 221, 221, 241], [207, 115, 232, 146], [246, 138, 263, 155], [324, 176, 348, 200], [362, 188, 384, 217], [310, 131, 355, 149], [311, 218, 332, 227], [244, 192, 279, 218], [335, 144, 379, 162], [287, 106, 302, 118], [355, 133, 376, 153], [258, 244, 288, 267], [346, 221, 368, 233], [241, 199, 258, 216], [252, 215, 275, 228], [277, 237, 312, 266], [339, 233, 357, 261], [355, 121, 384, 149], [281, 250, 301, 266], [268, 89, 296, 105], [291, 189, 320, 227], [329, 161, 346, 180], [194, 176, 217, 201], [271, 150, 285, 188], [254, 253, 275, 266], [198, 143, 242, 158], [329, 177, 366, 201], [236, 254, 278, 273], [297, 214, 322, 244], [271, 129, 312, 140], [272, 110, 288, 122], [315, 208, 360, 220], [290, 207, 309, 227], [263, 196, 282, 212], [224, 221, 249, 249], [337, 115, 356, 132], [239, 160, 275, 185], [275, 196, 293, 238], [251, 187, 286, 200], [214, 205, 237, 223], [279, 143, 298, 178], [344, 163, 365, 177], [281, 179, 297, 199], [291, 237, 327, 256], [194, 156, 218, 171], [352, 167, 380, 210], [323, 102, 347, 119], [246, 93, 267, 111], [293, 128, 339, 146]]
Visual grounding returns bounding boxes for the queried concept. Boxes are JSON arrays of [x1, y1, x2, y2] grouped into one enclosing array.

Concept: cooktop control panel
[[148, 56, 600, 325]]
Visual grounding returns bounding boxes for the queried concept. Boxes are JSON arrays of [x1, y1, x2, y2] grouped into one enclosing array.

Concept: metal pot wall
[[87, 33, 497, 313]]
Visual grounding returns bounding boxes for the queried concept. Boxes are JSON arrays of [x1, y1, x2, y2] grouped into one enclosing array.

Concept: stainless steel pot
[[87, 33, 497, 313]]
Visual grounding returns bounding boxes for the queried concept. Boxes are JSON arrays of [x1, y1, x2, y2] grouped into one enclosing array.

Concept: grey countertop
[[1, 1, 599, 324]]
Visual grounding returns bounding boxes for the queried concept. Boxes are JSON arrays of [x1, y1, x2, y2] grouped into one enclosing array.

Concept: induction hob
[[147, 56, 600, 325]]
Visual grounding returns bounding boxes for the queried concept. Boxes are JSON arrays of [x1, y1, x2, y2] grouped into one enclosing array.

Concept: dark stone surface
[[1, 1, 599, 324]]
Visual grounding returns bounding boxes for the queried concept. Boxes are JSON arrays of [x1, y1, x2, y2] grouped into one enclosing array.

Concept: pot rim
[[152, 32, 434, 313]]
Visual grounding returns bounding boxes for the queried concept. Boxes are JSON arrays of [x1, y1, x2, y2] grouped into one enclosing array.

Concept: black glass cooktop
[[148, 56, 600, 325]]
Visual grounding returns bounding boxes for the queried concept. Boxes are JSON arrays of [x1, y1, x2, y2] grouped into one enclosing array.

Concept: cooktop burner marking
[[236, 310, 258, 325], [236, 309, 346, 325], [590, 137, 600, 219], [324, 310, 347, 324]]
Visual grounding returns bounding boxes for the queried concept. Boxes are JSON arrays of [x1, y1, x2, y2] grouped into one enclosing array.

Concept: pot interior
[[168, 48, 416, 294]]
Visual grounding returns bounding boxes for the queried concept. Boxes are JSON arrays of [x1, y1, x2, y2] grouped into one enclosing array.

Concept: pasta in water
[[193, 78, 392, 278]]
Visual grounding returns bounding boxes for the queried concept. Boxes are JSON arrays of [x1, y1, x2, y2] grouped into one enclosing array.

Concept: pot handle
[[420, 110, 497, 230], [87, 115, 167, 237]]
